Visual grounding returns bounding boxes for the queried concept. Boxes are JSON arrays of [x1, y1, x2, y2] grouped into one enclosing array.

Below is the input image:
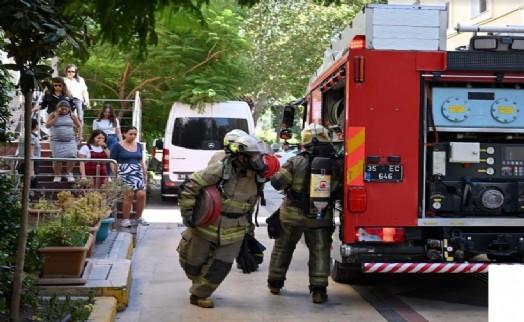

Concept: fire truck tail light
[[162, 149, 169, 172], [348, 186, 367, 212], [354, 56, 365, 83], [350, 35, 365, 49], [356, 227, 405, 243]]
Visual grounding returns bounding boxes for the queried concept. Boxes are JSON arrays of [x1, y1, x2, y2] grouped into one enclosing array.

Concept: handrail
[[0, 156, 119, 220], [27, 92, 141, 144]]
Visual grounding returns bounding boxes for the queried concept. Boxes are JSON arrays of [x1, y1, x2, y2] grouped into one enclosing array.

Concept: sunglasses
[[53, 84, 63, 87], [67, 70, 76, 73]]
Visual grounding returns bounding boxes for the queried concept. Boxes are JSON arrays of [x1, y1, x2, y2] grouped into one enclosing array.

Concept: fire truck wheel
[[329, 259, 364, 284]]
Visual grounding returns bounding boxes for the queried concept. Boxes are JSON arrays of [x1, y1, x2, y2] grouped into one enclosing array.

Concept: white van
[[157, 101, 255, 200]]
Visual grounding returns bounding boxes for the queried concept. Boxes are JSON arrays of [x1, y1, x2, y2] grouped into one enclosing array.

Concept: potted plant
[[78, 178, 133, 243], [28, 198, 60, 227], [36, 215, 94, 278], [96, 217, 115, 243], [55, 190, 110, 257]]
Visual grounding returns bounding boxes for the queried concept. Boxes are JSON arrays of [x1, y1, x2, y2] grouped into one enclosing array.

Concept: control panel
[[431, 142, 524, 180]]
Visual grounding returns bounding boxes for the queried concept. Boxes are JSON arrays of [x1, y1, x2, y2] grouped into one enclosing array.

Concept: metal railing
[[0, 156, 119, 220], [26, 91, 142, 143]]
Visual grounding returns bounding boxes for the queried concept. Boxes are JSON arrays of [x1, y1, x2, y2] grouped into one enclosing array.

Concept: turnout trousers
[[177, 229, 243, 298], [268, 223, 333, 288]]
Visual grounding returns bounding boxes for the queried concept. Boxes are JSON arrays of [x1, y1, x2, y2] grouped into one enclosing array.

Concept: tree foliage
[[0, 0, 89, 82], [145, 4, 254, 109], [60, 2, 253, 147], [242, 0, 361, 122], [0, 1, 91, 318], [0, 66, 14, 142], [65, 0, 372, 57]]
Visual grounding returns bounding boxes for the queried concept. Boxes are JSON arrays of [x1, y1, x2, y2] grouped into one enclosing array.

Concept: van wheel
[[330, 259, 365, 284]]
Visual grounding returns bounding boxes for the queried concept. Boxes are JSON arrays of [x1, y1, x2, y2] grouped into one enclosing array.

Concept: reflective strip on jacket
[[179, 159, 260, 245]]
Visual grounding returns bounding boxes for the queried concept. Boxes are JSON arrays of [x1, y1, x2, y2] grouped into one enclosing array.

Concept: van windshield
[[172, 117, 249, 150]]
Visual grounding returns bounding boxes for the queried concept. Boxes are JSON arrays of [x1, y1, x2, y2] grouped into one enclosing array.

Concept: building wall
[[388, 0, 524, 50]]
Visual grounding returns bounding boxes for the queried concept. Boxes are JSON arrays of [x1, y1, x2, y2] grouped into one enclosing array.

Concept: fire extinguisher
[[309, 157, 332, 221]]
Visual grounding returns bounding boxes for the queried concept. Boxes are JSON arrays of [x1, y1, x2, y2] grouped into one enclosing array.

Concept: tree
[[66, 0, 364, 57], [62, 3, 254, 145], [0, 1, 89, 319], [241, 0, 360, 124]]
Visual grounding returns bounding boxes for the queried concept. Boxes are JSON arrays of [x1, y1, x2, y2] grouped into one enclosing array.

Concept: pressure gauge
[[486, 157, 495, 165], [432, 202, 442, 210], [486, 147, 495, 155], [487, 167, 495, 175]]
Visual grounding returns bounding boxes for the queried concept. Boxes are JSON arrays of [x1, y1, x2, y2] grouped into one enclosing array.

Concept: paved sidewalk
[[114, 199, 384, 322]]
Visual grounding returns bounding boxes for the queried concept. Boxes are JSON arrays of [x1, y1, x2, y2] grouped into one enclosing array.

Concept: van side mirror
[[280, 129, 292, 140], [154, 138, 163, 150], [282, 105, 295, 128]]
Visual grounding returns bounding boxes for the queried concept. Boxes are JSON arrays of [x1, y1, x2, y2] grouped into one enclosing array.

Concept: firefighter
[[267, 123, 342, 304], [177, 131, 278, 308]]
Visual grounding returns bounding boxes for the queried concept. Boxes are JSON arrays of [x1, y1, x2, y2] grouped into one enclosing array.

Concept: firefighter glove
[[181, 208, 195, 228], [245, 233, 266, 265], [266, 209, 282, 239], [236, 235, 259, 274]]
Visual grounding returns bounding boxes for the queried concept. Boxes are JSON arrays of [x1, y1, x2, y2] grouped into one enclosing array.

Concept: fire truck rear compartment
[[426, 86, 524, 217], [341, 226, 524, 263]]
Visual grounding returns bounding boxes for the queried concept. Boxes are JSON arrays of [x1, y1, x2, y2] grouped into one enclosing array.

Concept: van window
[[172, 117, 249, 150]]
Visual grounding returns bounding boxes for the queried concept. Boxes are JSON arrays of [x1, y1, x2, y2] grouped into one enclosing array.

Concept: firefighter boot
[[310, 285, 328, 304], [268, 279, 284, 295], [190, 295, 214, 308]]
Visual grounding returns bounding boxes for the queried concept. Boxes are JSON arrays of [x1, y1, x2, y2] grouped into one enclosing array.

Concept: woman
[[32, 77, 73, 115], [92, 104, 122, 150], [78, 130, 110, 187], [110, 126, 148, 228], [63, 64, 90, 125], [45, 100, 82, 183]]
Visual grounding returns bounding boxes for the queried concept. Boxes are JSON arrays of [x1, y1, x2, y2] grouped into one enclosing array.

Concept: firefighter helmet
[[301, 123, 331, 146], [228, 134, 270, 155], [224, 129, 249, 154], [192, 185, 222, 227]]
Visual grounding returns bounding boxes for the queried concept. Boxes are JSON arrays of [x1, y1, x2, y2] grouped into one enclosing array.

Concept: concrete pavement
[[114, 187, 385, 322]]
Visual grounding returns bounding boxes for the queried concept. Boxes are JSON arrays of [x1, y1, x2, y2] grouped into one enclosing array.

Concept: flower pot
[[38, 234, 94, 278], [87, 221, 101, 257], [28, 208, 60, 227], [96, 217, 115, 243]]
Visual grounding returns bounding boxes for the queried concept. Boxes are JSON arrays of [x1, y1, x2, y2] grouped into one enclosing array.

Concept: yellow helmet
[[223, 129, 248, 154], [301, 123, 331, 146]]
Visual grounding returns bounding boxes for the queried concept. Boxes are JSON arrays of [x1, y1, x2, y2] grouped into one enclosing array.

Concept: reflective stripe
[[279, 167, 293, 184], [222, 199, 253, 213], [193, 217, 247, 245], [192, 172, 209, 187]]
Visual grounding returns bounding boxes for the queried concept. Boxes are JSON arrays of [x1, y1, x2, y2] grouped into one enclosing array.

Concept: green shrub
[[36, 216, 89, 248], [0, 175, 43, 316]]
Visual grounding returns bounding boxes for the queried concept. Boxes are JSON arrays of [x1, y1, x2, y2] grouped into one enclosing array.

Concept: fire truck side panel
[[297, 3, 524, 282], [342, 50, 441, 237]]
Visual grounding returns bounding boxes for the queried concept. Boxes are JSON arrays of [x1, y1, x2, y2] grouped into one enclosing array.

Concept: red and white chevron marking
[[363, 262, 523, 274]]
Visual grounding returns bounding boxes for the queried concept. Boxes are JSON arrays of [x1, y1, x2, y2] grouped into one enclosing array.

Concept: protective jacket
[[179, 156, 260, 245], [270, 150, 342, 228]]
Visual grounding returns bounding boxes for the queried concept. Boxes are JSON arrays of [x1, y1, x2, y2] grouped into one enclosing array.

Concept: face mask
[[249, 154, 267, 172]]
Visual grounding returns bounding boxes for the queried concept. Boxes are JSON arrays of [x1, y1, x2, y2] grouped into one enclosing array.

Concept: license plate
[[364, 164, 403, 182]]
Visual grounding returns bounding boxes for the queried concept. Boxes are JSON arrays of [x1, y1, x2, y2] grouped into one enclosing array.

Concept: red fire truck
[[280, 4, 524, 283]]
